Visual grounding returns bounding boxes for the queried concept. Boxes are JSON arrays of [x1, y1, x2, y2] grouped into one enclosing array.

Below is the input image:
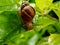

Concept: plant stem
[[45, 13, 58, 22], [36, 9, 58, 22]]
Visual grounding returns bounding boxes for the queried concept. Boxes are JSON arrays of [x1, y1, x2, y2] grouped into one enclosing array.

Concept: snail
[[18, 2, 35, 30]]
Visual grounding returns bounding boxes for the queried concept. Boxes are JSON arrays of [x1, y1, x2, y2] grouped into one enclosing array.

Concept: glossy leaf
[[35, 0, 53, 10], [49, 34, 60, 45]]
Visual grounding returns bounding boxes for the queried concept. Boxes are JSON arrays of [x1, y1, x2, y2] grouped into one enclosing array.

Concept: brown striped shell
[[21, 2, 35, 30]]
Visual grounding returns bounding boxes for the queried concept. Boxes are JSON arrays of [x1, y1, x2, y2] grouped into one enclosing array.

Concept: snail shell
[[20, 2, 35, 30]]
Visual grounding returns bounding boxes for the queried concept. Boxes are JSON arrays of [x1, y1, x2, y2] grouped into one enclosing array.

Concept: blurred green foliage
[[0, 0, 60, 45]]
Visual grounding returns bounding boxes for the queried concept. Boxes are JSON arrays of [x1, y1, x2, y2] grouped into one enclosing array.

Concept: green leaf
[[54, 23, 60, 33], [0, 5, 17, 11], [35, 0, 53, 10], [28, 34, 38, 45], [37, 37, 49, 45], [49, 34, 60, 45], [33, 13, 55, 32], [4, 30, 36, 45], [0, 11, 22, 44], [51, 1, 60, 21], [0, 0, 20, 11]]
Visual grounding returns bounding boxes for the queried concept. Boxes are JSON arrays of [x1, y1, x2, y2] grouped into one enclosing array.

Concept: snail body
[[20, 2, 35, 30]]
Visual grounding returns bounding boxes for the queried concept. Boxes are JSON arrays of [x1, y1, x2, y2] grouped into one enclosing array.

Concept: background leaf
[[35, 0, 53, 10], [0, 11, 22, 44], [0, 0, 20, 11]]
